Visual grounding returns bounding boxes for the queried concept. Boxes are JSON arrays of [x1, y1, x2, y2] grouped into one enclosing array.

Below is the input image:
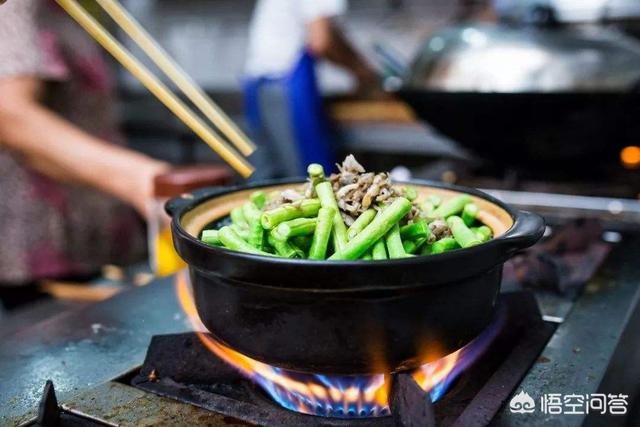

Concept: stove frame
[[34, 293, 554, 427]]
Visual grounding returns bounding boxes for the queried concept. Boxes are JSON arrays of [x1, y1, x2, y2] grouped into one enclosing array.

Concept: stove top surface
[[30, 292, 553, 427], [126, 293, 549, 426]]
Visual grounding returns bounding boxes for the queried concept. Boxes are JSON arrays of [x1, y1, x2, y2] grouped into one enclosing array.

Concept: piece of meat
[[304, 180, 315, 199], [263, 188, 307, 210], [405, 204, 421, 223], [281, 189, 304, 202], [358, 173, 374, 188], [339, 154, 365, 174], [279, 156, 408, 226], [429, 219, 452, 242], [330, 157, 399, 218], [336, 183, 359, 199], [341, 212, 356, 227], [362, 173, 390, 209], [376, 187, 392, 202]]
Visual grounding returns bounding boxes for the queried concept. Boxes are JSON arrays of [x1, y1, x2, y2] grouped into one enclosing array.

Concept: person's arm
[[306, 17, 379, 92], [0, 77, 168, 215]]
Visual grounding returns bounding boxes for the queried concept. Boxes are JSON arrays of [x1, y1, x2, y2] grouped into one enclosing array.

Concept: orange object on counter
[[154, 226, 185, 276], [620, 146, 640, 169]]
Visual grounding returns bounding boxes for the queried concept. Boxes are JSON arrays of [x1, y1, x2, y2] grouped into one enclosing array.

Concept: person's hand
[[26, 154, 169, 219], [129, 160, 171, 219]]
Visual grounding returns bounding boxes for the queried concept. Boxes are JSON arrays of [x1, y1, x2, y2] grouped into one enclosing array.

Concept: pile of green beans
[[200, 163, 493, 260]]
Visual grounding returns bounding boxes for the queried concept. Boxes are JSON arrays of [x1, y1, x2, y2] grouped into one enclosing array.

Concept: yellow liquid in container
[[155, 227, 186, 276]]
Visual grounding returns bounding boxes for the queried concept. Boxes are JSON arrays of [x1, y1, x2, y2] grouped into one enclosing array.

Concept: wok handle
[[164, 186, 228, 217], [497, 210, 545, 255]]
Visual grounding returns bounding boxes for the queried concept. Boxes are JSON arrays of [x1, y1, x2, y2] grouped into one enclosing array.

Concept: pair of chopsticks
[[55, 0, 255, 177]]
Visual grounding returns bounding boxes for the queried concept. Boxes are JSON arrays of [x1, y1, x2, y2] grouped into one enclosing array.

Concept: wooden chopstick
[[95, 0, 256, 157], [54, 0, 254, 177]]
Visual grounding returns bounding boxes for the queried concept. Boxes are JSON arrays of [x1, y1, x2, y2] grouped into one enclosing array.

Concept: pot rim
[[168, 178, 544, 270]]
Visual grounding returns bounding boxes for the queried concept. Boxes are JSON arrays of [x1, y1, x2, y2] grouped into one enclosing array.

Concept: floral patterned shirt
[[0, 0, 145, 284]]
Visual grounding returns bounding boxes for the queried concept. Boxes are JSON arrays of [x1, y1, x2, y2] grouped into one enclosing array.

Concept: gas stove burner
[[184, 309, 502, 420], [172, 272, 504, 419], [130, 292, 554, 427]]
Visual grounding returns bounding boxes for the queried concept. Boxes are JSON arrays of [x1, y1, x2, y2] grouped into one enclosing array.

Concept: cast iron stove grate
[[130, 292, 554, 427]]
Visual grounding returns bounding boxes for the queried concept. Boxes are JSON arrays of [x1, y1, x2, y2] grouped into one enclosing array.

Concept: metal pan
[[166, 179, 544, 374], [397, 89, 640, 176]]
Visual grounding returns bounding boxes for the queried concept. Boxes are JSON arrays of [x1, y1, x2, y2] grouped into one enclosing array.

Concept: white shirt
[[245, 0, 347, 77]]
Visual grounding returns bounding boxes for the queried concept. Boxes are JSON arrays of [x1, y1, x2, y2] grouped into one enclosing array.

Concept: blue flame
[[426, 304, 507, 403], [253, 368, 390, 418], [247, 305, 506, 419]]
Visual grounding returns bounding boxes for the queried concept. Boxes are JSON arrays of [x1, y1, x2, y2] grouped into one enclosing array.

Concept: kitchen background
[[117, 0, 463, 169], [119, 0, 453, 92], [114, 0, 640, 193], [3, 1, 640, 425]]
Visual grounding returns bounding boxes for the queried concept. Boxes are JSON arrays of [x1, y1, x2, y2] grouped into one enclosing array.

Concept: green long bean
[[372, 239, 387, 260], [329, 197, 412, 260], [403, 237, 426, 255], [218, 226, 272, 256], [292, 235, 312, 252], [289, 241, 306, 258], [250, 191, 267, 209], [386, 224, 409, 258], [347, 209, 377, 240], [230, 206, 248, 228], [426, 194, 442, 207], [316, 182, 348, 252], [307, 163, 325, 179], [308, 207, 335, 260], [447, 216, 482, 248], [268, 233, 300, 258], [274, 218, 317, 241], [400, 220, 430, 241], [242, 202, 264, 249], [261, 199, 320, 230], [403, 186, 418, 201], [420, 201, 435, 217], [430, 194, 472, 219], [471, 225, 493, 242], [201, 229, 220, 246], [230, 224, 250, 241], [428, 237, 459, 254], [462, 203, 479, 226], [307, 163, 325, 196]]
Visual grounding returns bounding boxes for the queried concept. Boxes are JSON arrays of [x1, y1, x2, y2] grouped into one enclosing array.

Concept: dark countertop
[[0, 276, 190, 427], [494, 235, 640, 426]]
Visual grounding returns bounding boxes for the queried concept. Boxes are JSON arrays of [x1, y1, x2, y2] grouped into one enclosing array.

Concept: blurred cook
[[0, 0, 168, 299], [244, 0, 379, 177], [245, 0, 378, 91]]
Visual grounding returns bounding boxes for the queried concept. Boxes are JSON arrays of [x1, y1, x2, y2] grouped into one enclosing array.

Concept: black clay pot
[[167, 179, 544, 374]]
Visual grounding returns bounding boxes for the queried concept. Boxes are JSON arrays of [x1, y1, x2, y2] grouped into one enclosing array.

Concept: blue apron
[[243, 51, 336, 178]]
